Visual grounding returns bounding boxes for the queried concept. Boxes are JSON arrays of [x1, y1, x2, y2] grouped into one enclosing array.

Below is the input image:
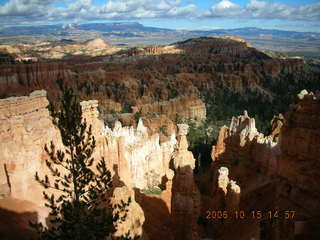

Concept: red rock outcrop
[[210, 90, 320, 237], [215, 167, 241, 211], [211, 110, 280, 177], [0, 37, 310, 118], [134, 96, 206, 121], [159, 169, 175, 213], [277, 90, 320, 219], [171, 124, 201, 240], [270, 113, 284, 142], [0, 88, 181, 199], [0, 62, 71, 98]]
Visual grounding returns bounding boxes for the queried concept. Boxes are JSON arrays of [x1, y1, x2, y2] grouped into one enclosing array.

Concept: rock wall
[[0, 90, 62, 202], [134, 96, 206, 122], [0, 90, 178, 202], [101, 119, 177, 189], [211, 110, 280, 177], [0, 62, 71, 97], [277, 90, 320, 218]]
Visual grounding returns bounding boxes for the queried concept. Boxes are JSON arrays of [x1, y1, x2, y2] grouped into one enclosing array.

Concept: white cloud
[[215, 0, 238, 9], [203, 0, 320, 21], [204, 0, 243, 17], [0, 0, 319, 26], [0, 0, 198, 24]]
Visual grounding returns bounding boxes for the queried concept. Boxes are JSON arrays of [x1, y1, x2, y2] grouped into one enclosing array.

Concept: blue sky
[[0, 0, 319, 32]]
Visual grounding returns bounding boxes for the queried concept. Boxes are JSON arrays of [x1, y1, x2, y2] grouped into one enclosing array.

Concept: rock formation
[[159, 169, 175, 213], [171, 124, 201, 240], [270, 113, 284, 142], [1, 36, 314, 125], [0, 89, 180, 201], [277, 90, 320, 219], [101, 119, 177, 190], [134, 96, 206, 122], [0, 90, 62, 202], [0, 90, 178, 239], [111, 186, 145, 239], [0, 164, 10, 198], [211, 110, 280, 177], [205, 166, 240, 219], [210, 90, 320, 237], [215, 167, 241, 211]]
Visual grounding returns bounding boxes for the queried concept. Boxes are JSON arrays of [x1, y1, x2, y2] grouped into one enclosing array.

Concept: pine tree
[[30, 79, 128, 240]]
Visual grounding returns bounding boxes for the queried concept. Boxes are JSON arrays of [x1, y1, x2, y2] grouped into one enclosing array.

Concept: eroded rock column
[[171, 124, 201, 240]]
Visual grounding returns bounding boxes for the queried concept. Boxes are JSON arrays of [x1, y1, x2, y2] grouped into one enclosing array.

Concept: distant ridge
[[0, 22, 319, 53]]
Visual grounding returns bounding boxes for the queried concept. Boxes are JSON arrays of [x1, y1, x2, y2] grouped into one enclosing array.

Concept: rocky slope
[[1, 36, 319, 127], [210, 90, 320, 239]]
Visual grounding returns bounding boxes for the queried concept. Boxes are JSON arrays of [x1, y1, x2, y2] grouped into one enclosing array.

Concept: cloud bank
[[0, 0, 319, 25], [0, 0, 197, 24], [203, 0, 320, 21]]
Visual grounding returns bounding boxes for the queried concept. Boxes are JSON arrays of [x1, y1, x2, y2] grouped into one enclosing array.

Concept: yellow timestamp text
[[205, 210, 296, 220]]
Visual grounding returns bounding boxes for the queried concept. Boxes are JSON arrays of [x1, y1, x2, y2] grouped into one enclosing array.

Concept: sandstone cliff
[[101, 119, 177, 190], [211, 110, 280, 178], [134, 96, 206, 121], [210, 90, 320, 237], [0, 90, 181, 238], [0, 90, 62, 202], [0, 90, 180, 201], [277, 90, 320, 219]]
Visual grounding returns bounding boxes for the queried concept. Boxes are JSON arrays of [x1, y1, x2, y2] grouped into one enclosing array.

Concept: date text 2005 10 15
[[205, 210, 296, 220]]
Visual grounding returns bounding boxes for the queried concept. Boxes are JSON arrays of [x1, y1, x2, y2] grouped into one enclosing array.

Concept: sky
[[0, 0, 319, 32]]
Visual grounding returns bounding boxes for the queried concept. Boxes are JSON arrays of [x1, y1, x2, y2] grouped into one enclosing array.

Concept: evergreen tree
[[30, 79, 128, 240]]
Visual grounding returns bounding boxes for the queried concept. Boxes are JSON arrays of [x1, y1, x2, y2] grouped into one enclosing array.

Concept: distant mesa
[[84, 38, 111, 49]]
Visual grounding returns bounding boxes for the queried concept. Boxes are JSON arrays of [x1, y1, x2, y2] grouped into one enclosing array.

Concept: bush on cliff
[[30, 79, 129, 240]]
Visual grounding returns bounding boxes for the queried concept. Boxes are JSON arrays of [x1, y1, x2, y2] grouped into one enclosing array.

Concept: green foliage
[[304, 63, 320, 73], [159, 125, 169, 137], [109, 109, 117, 115], [30, 79, 128, 240], [145, 112, 157, 120], [121, 103, 132, 113], [175, 115, 186, 124], [140, 186, 162, 195], [166, 82, 179, 99], [133, 112, 142, 123], [187, 120, 222, 173]]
